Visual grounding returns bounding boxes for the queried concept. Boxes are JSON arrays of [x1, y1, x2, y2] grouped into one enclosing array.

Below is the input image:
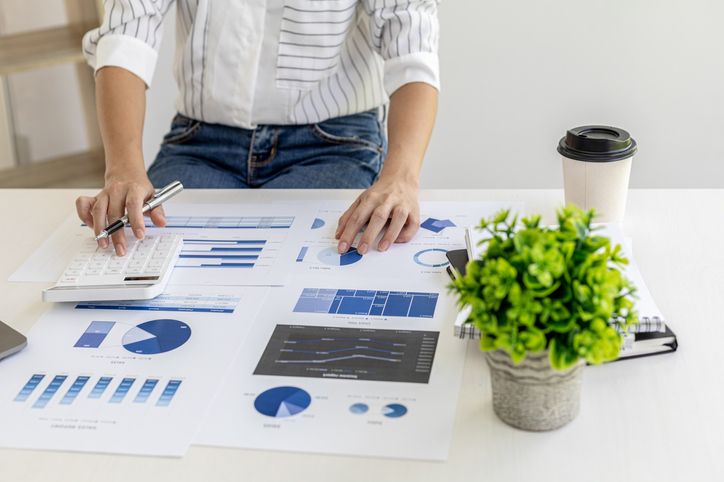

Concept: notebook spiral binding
[[456, 316, 666, 340]]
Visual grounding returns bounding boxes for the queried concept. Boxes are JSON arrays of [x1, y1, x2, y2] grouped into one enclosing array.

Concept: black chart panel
[[254, 325, 439, 384]]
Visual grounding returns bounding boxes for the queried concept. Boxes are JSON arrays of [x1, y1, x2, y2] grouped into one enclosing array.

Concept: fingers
[[148, 204, 167, 227], [335, 198, 359, 240], [357, 204, 393, 255], [378, 206, 409, 252], [90, 194, 110, 248], [106, 190, 128, 256], [337, 199, 375, 254], [75, 196, 96, 228], [126, 185, 150, 239], [396, 211, 421, 244]]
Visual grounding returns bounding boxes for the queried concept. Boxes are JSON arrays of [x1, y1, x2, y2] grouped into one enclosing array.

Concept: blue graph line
[[283, 338, 405, 348], [276, 354, 402, 364], [280, 346, 404, 355]]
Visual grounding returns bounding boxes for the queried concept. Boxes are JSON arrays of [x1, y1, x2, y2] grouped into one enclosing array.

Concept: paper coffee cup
[[558, 126, 637, 223]]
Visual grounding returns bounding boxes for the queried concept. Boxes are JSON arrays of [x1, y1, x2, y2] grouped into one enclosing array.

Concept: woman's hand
[[335, 82, 437, 255], [75, 168, 166, 256], [335, 174, 420, 255]]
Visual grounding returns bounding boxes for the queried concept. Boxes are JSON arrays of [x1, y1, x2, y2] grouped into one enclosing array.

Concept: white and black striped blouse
[[83, 0, 440, 128]]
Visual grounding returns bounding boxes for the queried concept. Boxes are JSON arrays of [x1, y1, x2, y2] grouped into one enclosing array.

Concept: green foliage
[[449, 205, 638, 371]]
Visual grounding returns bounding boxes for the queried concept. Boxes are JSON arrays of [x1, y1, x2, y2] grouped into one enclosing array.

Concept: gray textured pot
[[485, 349, 584, 431]]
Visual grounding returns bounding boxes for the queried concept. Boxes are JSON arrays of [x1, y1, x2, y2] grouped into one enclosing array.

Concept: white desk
[[0, 189, 722, 482]]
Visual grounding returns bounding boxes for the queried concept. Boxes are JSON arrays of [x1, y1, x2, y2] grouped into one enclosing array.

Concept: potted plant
[[450, 206, 638, 431]]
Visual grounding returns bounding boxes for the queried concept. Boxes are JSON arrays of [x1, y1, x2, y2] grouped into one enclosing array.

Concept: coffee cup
[[558, 125, 637, 223]]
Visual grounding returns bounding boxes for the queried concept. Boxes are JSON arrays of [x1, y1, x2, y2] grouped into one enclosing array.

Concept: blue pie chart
[[317, 247, 362, 266], [382, 403, 408, 418], [349, 403, 369, 414], [254, 386, 311, 418], [311, 218, 326, 229], [122, 319, 191, 355]]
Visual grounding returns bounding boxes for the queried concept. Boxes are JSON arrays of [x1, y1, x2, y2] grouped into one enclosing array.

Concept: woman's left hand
[[335, 174, 420, 255]]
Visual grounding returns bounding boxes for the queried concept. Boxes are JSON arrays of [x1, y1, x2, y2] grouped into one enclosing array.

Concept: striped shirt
[[83, 0, 440, 129]]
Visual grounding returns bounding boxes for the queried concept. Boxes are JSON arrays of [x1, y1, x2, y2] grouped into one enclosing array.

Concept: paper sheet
[[0, 286, 269, 456], [195, 276, 467, 461], [293, 201, 522, 282], [9, 203, 316, 286]]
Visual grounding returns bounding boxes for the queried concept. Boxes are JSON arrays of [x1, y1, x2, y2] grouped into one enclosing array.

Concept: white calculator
[[42, 234, 183, 303]]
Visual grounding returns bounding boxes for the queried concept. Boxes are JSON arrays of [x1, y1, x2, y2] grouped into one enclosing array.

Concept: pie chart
[[349, 402, 369, 414], [311, 218, 326, 229], [122, 319, 191, 355], [413, 248, 450, 268], [382, 403, 408, 418], [254, 386, 311, 418], [317, 247, 362, 266]]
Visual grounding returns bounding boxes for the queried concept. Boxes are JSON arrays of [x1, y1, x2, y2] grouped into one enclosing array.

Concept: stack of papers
[[0, 200, 521, 460]]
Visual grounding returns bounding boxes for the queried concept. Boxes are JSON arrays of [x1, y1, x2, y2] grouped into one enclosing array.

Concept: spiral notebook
[[447, 225, 678, 360]]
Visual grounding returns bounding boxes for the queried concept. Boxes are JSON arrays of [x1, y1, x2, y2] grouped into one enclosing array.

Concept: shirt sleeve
[[82, 0, 175, 87], [363, 0, 441, 95]]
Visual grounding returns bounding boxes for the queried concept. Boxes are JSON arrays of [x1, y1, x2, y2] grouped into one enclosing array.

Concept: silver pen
[[95, 180, 184, 241]]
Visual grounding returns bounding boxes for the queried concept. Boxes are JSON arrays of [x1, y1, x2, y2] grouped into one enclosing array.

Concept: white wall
[[144, 0, 724, 188], [0, 0, 94, 164], [143, 5, 178, 167]]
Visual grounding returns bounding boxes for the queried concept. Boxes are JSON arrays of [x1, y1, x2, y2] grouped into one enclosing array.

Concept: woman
[[76, 0, 440, 258]]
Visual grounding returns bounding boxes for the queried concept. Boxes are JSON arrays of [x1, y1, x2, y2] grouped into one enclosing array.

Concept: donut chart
[[413, 248, 450, 268]]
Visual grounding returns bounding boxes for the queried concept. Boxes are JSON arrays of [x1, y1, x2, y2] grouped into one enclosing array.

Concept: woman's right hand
[[75, 169, 166, 256]]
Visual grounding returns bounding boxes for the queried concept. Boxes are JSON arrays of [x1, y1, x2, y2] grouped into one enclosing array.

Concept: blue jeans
[[147, 110, 386, 189]]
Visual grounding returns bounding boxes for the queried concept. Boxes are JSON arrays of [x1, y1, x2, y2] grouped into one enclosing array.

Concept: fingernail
[[358, 243, 368, 255], [117, 246, 125, 256], [338, 242, 348, 254], [379, 240, 389, 252], [100, 239, 108, 248], [134, 228, 144, 239]]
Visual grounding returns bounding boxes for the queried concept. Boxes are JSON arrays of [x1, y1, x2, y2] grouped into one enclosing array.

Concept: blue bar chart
[[134, 379, 159, 403], [59, 376, 90, 405], [109, 378, 136, 403], [145, 215, 294, 229], [156, 380, 182, 407], [76, 293, 241, 314], [176, 239, 266, 269], [293, 288, 439, 318], [89, 377, 113, 399], [13, 374, 183, 408], [32, 375, 67, 409], [74, 321, 115, 348], [14, 374, 45, 402]]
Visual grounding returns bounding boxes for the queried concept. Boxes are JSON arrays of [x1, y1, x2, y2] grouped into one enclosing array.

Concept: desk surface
[[0, 189, 722, 482]]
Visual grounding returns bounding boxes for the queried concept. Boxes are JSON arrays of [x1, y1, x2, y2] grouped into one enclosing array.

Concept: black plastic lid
[[557, 125, 637, 162]]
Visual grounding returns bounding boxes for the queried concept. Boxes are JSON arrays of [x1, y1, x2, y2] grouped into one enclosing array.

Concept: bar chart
[[293, 288, 439, 318], [13, 373, 183, 408], [76, 293, 241, 314], [176, 239, 266, 269], [145, 215, 294, 229]]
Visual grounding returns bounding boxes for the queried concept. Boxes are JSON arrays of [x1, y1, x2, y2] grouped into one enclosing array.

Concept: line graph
[[254, 325, 438, 383]]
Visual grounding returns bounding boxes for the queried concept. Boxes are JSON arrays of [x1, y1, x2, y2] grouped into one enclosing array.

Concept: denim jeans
[[147, 110, 386, 189]]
